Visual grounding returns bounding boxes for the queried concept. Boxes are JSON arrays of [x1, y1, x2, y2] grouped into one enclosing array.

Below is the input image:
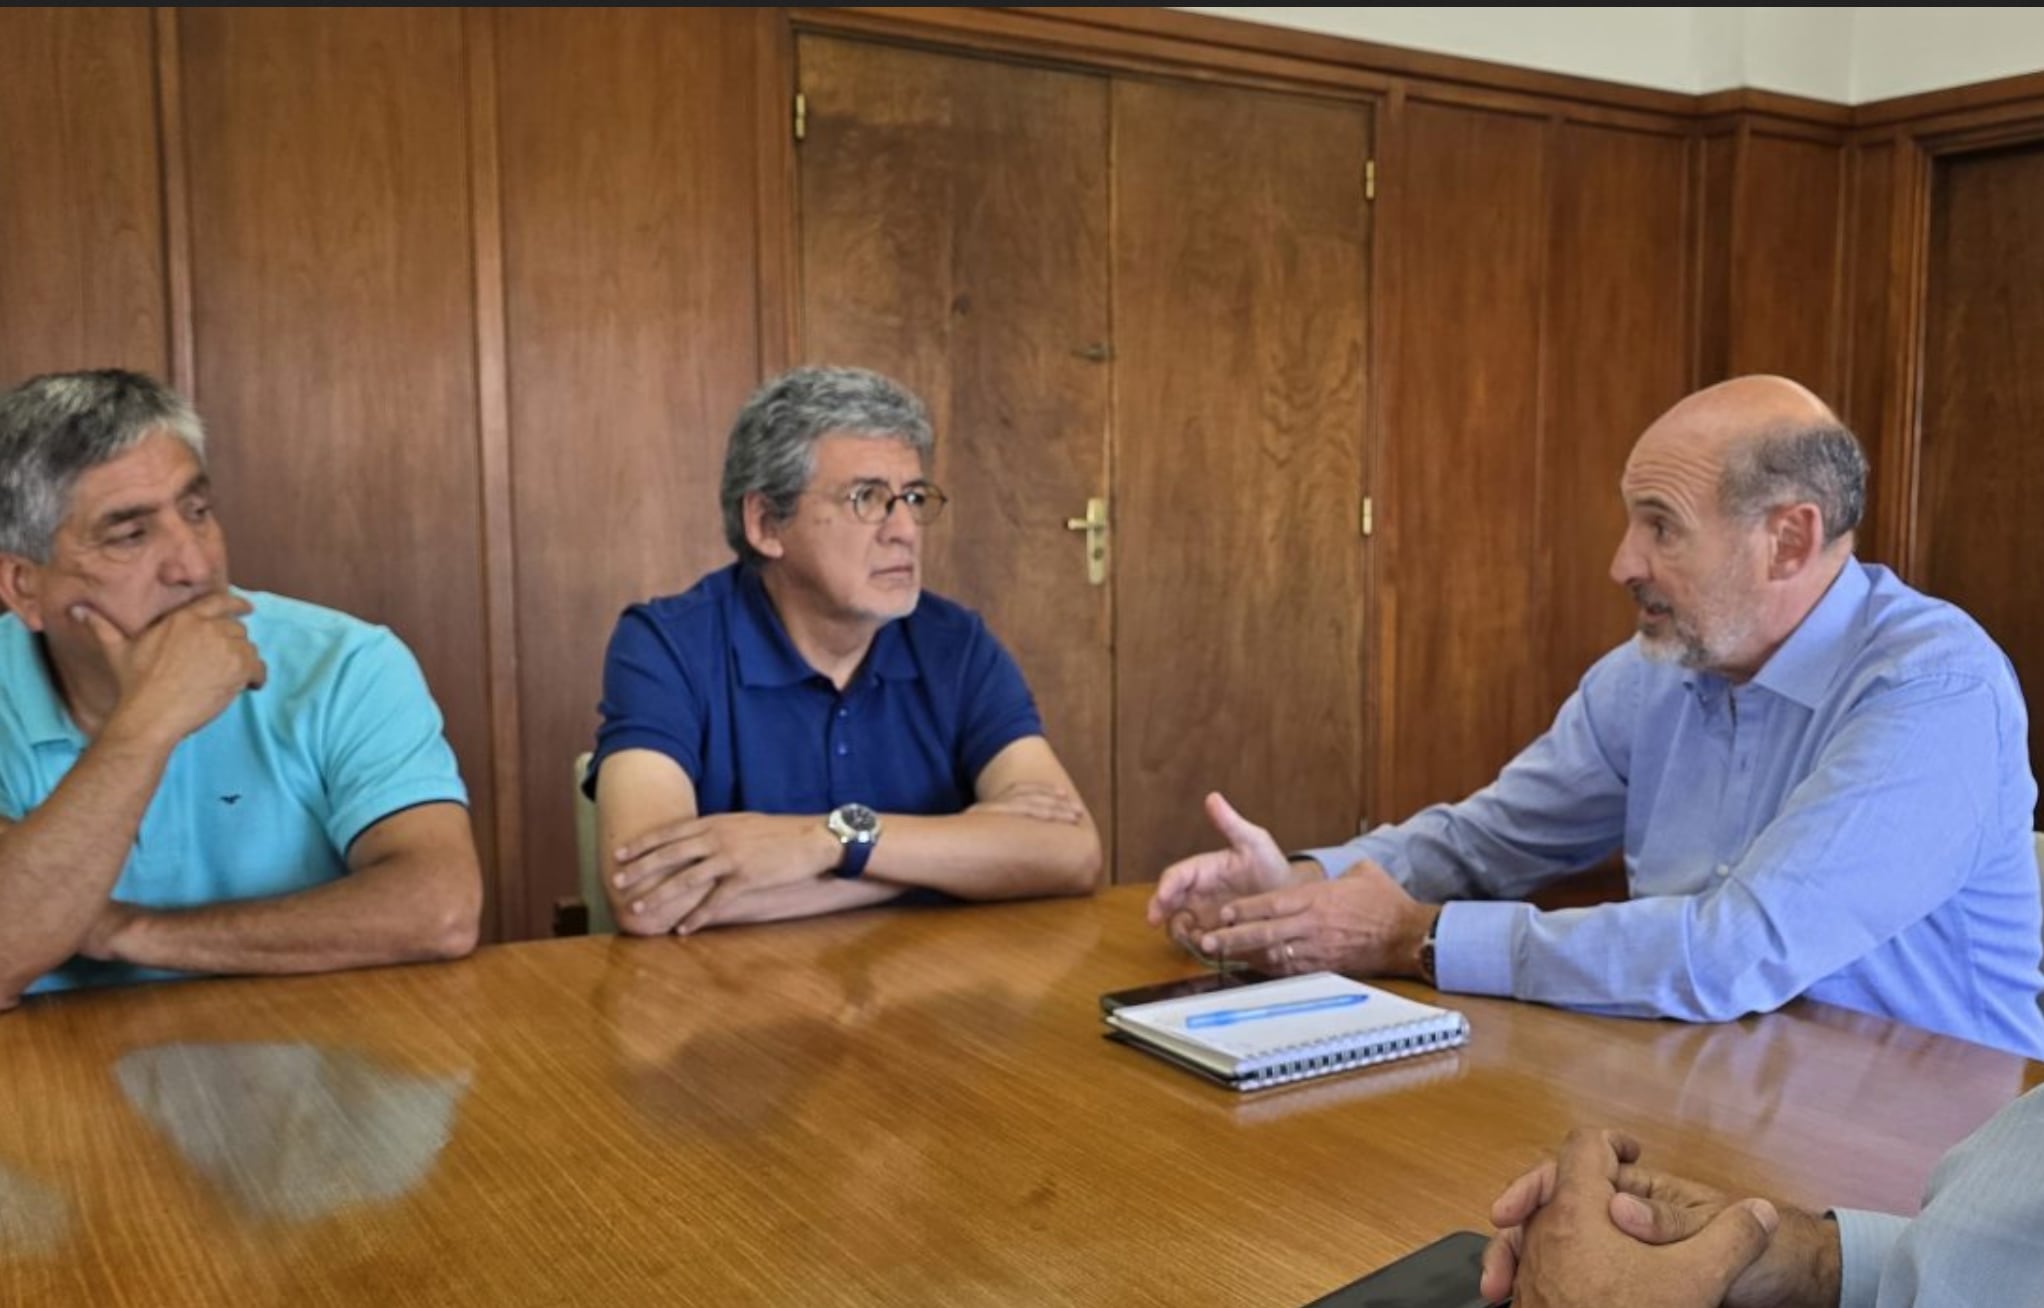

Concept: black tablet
[[1097, 966, 1280, 1013]]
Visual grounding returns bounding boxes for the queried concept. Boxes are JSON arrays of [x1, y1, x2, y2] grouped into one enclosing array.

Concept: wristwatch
[[826, 803, 883, 879], [1417, 910, 1442, 988]]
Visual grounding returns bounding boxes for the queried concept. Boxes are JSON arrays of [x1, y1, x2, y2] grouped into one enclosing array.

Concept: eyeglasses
[[819, 479, 950, 526]]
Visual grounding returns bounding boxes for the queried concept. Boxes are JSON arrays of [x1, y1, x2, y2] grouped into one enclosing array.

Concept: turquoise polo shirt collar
[[1752, 555, 1868, 710], [730, 564, 919, 689], [0, 620, 84, 748]]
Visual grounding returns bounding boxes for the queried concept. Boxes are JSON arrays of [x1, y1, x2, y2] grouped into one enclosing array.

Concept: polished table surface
[[4, 885, 2038, 1306]]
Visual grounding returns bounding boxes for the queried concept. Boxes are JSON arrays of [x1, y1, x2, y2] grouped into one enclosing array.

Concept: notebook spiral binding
[[1237, 1013, 1471, 1089]]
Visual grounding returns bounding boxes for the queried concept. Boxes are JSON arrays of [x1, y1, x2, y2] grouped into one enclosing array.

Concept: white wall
[[1174, 7, 1706, 93], [1852, 8, 2044, 101], [1740, 8, 1854, 102], [1177, 7, 2044, 104]]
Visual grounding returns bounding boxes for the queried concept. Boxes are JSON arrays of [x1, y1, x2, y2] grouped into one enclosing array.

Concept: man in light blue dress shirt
[[1149, 375, 2044, 1057]]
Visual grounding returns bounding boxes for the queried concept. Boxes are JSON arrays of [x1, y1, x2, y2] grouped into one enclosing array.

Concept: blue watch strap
[[836, 836, 875, 880]]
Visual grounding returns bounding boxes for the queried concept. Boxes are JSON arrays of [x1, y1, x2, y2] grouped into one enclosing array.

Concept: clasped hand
[[1481, 1129, 1791, 1308]]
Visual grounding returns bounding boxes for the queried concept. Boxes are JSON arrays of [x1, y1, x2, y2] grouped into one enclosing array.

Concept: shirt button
[[835, 744, 849, 757], [837, 707, 849, 719], [1715, 863, 1731, 878]]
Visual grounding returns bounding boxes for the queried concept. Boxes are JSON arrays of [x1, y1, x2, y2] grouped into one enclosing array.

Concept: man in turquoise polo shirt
[[0, 369, 481, 1009]]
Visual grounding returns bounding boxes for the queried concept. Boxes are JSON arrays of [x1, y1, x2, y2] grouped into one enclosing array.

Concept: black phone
[[1097, 967, 1280, 1013], [1300, 1231, 1502, 1308]]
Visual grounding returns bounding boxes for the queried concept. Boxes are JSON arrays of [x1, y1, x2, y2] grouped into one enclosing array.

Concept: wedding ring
[[1283, 941, 1297, 964]]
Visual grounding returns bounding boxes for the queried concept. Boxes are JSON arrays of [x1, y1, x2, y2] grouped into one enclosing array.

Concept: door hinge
[[794, 92, 807, 143], [1361, 496, 1374, 538], [1364, 158, 1376, 202]]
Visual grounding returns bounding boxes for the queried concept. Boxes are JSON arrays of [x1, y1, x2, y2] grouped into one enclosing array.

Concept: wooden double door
[[796, 35, 1373, 879]]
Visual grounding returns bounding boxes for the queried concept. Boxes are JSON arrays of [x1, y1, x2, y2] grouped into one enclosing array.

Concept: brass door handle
[[1064, 496, 1109, 585]]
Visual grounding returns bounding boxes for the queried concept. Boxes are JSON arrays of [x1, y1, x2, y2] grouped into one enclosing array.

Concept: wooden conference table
[[3, 886, 2037, 1306]]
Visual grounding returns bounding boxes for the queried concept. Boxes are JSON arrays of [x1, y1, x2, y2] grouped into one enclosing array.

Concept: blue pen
[[1185, 992, 1369, 1029]]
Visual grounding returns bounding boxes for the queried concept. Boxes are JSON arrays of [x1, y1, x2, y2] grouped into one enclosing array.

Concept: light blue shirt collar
[[1751, 556, 1870, 710]]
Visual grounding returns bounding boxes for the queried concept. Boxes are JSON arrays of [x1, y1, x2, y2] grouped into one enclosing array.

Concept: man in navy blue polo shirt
[[586, 366, 1101, 936]]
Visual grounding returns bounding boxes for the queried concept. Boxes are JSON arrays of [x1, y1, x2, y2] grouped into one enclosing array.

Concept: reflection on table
[[115, 1042, 470, 1222]]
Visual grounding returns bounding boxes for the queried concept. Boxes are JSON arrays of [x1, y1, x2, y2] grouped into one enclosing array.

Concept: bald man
[[1149, 376, 2044, 1056]]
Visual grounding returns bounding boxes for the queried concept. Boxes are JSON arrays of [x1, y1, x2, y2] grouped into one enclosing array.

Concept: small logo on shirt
[[220, 794, 242, 806]]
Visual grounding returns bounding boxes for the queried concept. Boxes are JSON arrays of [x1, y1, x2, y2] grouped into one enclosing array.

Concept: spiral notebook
[[1104, 972, 1469, 1092]]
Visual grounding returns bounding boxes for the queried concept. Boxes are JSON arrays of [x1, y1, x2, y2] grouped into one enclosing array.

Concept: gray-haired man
[[586, 365, 1100, 935], [0, 369, 480, 1009]]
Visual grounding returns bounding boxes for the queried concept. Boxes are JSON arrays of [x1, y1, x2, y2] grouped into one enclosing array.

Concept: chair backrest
[[575, 753, 616, 935]]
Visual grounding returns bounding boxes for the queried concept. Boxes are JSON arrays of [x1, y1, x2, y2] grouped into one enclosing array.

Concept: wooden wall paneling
[[755, 10, 800, 377], [154, 7, 194, 397], [1112, 78, 1370, 875], [1538, 121, 1694, 714], [464, 9, 522, 943], [1877, 137, 1934, 579], [177, 8, 498, 900], [793, 36, 1116, 862], [1916, 140, 2044, 824], [793, 7, 1700, 122], [1852, 67, 2044, 134], [1725, 131, 1850, 398], [0, 7, 166, 383], [1692, 129, 1739, 385], [1698, 89, 1853, 131], [1841, 138, 1900, 567], [1376, 99, 1547, 826], [496, 8, 764, 937]]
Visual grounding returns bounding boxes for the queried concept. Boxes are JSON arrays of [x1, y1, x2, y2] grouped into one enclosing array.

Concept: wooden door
[[1111, 79, 1371, 880], [794, 36, 1116, 858], [1919, 140, 2044, 824]]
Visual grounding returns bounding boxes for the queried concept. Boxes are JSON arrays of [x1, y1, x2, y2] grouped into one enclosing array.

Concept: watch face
[[832, 803, 881, 842]]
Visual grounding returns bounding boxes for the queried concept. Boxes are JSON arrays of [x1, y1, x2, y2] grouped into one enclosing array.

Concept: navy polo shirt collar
[[730, 564, 919, 689]]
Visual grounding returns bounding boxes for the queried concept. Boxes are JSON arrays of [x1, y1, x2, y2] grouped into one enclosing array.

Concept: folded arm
[[0, 593, 266, 1006], [860, 735, 1101, 899], [595, 750, 903, 935], [0, 729, 173, 1008], [598, 736, 1102, 936], [80, 802, 482, 975]]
